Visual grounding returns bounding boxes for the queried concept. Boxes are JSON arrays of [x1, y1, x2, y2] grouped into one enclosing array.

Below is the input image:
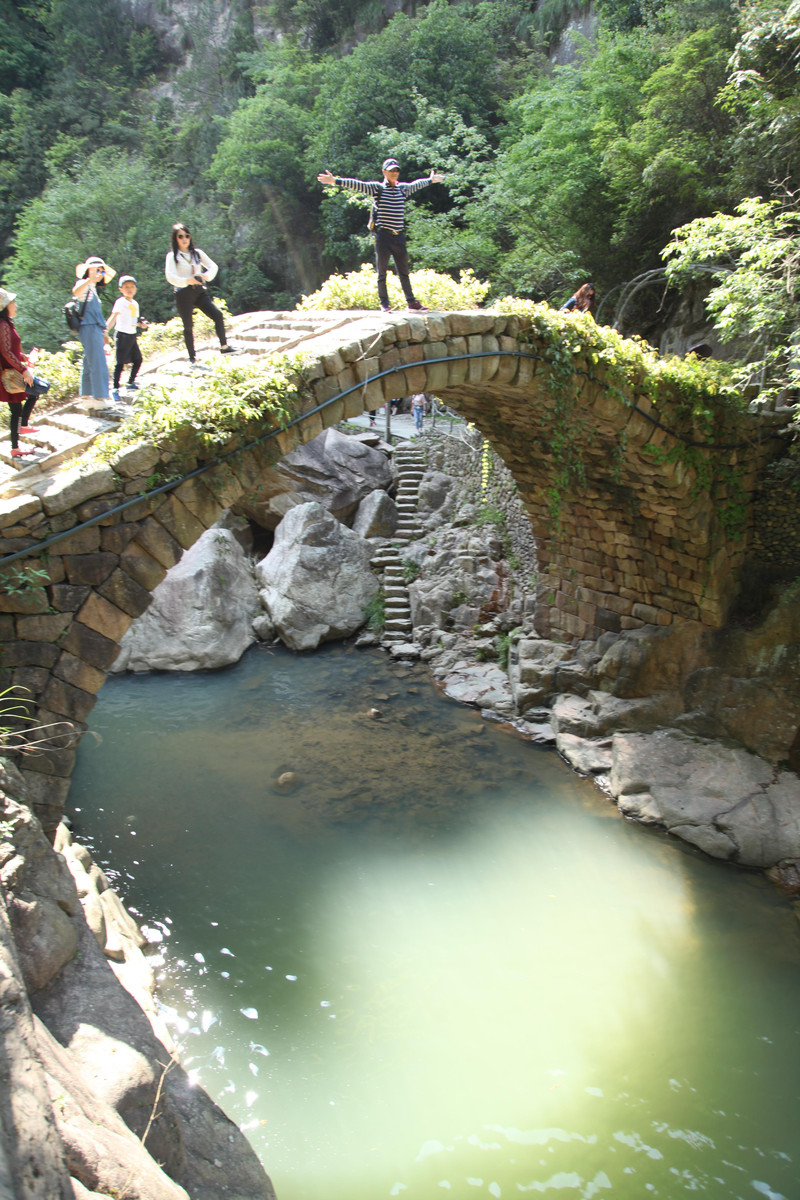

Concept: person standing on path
[[0, 288, 42, 457], [106, 275, 145, 401], [165, 223, 233, 368], [411, 392, 425, 433], [317, 159, 444, 312], [72, 255, 114, 406]]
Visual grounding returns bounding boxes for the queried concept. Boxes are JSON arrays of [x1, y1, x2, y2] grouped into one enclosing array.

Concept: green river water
[[69, 642, 800, 1200]]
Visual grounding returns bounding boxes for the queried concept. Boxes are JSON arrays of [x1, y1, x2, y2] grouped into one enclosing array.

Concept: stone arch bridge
[[0, 309, 785, 833]]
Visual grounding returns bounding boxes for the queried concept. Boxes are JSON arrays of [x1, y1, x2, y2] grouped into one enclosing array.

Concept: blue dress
[[79, 288, 109, 398]]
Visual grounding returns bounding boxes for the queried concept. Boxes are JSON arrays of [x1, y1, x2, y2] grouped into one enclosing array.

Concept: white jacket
[[164, 248, 219, 289]]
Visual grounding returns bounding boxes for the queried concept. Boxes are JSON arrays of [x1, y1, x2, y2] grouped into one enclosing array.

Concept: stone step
[[47, 411, 117, 437], [385, 619, 412, 632], [18, 425, 87, 454]]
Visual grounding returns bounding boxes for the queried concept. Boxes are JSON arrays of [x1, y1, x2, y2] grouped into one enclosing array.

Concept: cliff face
[[0, 759, 276, 1200]]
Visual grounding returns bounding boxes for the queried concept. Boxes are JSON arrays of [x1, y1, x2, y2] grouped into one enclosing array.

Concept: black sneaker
[[380, 304, 392, 313], [220, 344, 235, 354], [408, 300, 429, 312]]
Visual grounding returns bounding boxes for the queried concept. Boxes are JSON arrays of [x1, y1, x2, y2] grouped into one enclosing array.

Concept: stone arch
[[0, 309, 783, 833]]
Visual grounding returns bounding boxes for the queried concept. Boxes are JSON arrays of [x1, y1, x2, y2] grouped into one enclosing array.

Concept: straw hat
[[75, 256, 116, 282], [0, 288, 17, 312]]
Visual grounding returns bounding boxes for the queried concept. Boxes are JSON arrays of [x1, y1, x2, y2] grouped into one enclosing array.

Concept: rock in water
[[114, 520, 260, 672], [256, 502, 379, 651]]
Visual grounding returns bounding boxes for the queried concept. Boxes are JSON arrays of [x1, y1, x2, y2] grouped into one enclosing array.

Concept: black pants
[[8, 396, 37, 448], [175, 285, 227, 361], [375, 228, 416, 307], [113, 331, 142, 388]]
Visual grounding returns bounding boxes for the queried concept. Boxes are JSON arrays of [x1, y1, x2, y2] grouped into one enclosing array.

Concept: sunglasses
[[177, 232, 190, 239]]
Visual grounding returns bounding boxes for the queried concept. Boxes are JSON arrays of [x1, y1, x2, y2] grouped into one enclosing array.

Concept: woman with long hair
[[165, 223, 232, 368], [72, 255, 114, 405], [561, 282, 596, 315], [0, 288, 42, 458]]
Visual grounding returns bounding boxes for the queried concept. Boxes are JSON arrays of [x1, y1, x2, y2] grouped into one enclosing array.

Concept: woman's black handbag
[[64, 297, 87, 332]]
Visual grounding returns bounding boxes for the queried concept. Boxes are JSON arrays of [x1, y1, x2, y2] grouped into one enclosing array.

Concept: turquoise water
[[69, 643, 800, 1200]]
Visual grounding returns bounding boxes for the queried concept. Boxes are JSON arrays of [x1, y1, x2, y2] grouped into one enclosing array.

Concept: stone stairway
[[0, 310, 359, 499], [371, 443, 426, 646]]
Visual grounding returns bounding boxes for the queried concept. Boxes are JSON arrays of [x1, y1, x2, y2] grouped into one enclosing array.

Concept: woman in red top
[[0, 288, 38, 457]]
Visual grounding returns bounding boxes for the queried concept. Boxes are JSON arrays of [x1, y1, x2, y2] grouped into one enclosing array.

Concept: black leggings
[[8, 396, 37, 448], [113, 331, 143, 388], [175, 285, 227, 361]]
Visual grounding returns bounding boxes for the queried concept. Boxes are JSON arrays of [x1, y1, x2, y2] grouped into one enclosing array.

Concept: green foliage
[[297, 265, 490, 311], [663, 196, 800, 403], [93, 355, 304, 465], [720, 0, 800, 194], [402, 559, 421, 584], [364, 588, 386, 632], [0, 564, 50, 596], [491, 295, 746, 529], [8, 149, 202, 351]]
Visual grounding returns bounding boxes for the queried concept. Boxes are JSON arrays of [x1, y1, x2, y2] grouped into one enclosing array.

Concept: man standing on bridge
[[317, 158, 444, 313]]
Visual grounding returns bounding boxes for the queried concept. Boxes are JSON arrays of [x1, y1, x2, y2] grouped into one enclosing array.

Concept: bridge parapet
[[0, 308, 787, 833]]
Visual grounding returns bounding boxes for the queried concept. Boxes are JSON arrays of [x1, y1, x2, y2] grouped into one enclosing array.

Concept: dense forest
[[0, 0, 797, 393]]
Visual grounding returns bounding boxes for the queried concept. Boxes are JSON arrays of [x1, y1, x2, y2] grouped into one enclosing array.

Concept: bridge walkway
[[0, 309, 362, 501]]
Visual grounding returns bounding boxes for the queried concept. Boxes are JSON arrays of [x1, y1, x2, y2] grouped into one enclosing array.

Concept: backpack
[[64, 297, 87, 332], [368, 180, 389, 232]]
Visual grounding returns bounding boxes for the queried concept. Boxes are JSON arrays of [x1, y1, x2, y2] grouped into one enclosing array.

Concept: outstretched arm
[[317, 169, 336, 186]]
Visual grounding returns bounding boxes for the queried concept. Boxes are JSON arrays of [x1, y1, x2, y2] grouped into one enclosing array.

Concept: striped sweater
[[333, 176, 433, 233]]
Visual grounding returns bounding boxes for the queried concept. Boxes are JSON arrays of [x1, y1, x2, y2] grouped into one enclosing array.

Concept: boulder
[[608, 729, 800, 867], [256, 501, 379, 651], [440, 662, 516, 717], [113, 518, 260, 673], [408, 527, 508, 630], [352, 489, 398, 538], [551, 689, 684, 738], [235, 427, 392, 528]]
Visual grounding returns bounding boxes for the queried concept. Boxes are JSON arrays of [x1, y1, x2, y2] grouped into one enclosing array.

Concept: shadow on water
[[70, 643, 800, 1200]]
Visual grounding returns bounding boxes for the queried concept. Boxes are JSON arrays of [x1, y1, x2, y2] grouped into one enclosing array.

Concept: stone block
[[406, 316, 427, 342], [111, 440, 161, 479], [119, 542, 167, 591], [132, 517, 182, 570], [300, 411, 324, 442], [76, 591, 133, 643], [100, 523, 139, 555], [201, 461, 244, 509], [0, 587, 49, 614], [61, 621, 120, 671], [0, 493, 42, 528], [0, 640, 60, 669], [37, 463, 116, 516], [16, 612, 72, 642], [322, 399, 345, 426], [152, 493, 206, 550], [425, 361, 451, 392], [98, 568, 153, 619], [354, 355, 380, 384], [173, 475, 223, 528], [321, 349, 345, 375], [63, 552, 118, 587], [53, 651, 107, 694], [40, 675, 96, 723], [51, 526, 101, 555], [11, 665, 51, 696]]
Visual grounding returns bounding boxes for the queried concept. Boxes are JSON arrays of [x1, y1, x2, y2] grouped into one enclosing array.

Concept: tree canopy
[[0, 0, 797, 375]]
